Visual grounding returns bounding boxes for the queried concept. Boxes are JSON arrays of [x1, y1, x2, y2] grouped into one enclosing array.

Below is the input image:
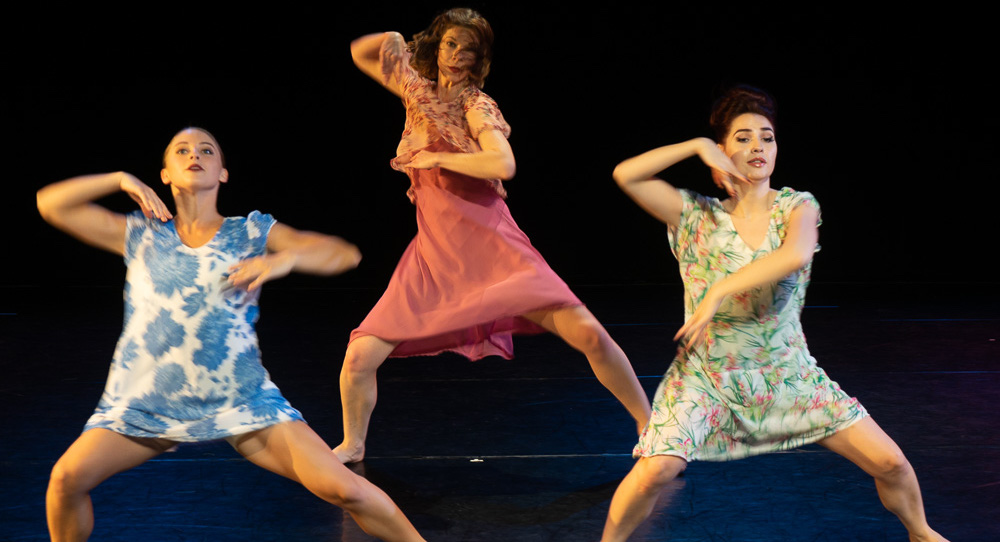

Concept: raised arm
[[675, 202, 820, 347], [226, 223, 362, 291], [36, 172, 172, 256], [614, 137, 748, 228], [351, 31, 406, 98]]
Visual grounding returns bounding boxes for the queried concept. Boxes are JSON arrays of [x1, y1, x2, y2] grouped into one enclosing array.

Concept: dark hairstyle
[[408, 7, 494, 88], [162, 126, 226, 167], [709, 85, 777, 143]]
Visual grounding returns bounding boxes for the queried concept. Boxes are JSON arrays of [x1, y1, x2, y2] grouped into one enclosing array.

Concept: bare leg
[[230, 421, 424, 542], [523, 305, 651, 431], [602, 455, 687, 542], [818, 417, 948, 542], [47, 429, 175, 542], [333, 334, 399, 463]]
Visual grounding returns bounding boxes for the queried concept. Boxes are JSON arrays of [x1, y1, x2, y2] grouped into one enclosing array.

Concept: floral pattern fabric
[[635, 188, 867, 461], [84, 211, 303, 441], [385, 37, 511, 200]]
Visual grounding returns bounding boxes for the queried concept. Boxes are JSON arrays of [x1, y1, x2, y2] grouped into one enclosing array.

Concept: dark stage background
[[4, 4, 995, 291]]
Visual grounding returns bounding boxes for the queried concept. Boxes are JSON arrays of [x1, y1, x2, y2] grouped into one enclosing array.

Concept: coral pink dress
[[349, 44, 581, 360]]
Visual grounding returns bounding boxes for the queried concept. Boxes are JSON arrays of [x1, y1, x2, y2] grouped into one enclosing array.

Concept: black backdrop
[[4, 4, 994, 290]]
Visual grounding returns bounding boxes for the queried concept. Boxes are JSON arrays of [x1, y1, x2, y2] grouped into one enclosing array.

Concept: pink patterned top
[[381, 37, 512, 200]]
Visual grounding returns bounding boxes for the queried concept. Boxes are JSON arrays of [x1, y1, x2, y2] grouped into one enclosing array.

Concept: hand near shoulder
[[119, 172, 173, 222]]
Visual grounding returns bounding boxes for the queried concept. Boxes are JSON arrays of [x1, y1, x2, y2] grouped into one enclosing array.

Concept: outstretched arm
[[613, 137, 748, 228], [36, 172, 172, 256], [226, 223, 362, 291], [675, 202, 820, 348], [351, 31, 406, 98], [395, 129, 516, 180]]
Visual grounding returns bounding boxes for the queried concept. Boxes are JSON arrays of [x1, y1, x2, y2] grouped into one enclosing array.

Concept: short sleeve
[[773, 188, 821, 247], [465, 91, 511, 141], [668, 189, 721, 260], [124, 210, 150, 265], [246, 211, 276, 256]]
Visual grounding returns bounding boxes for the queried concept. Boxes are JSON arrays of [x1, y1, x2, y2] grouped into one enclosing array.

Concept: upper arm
[[780, 202, 820, 265], [351, 32, 404, 98], [614, 173, 684, 228], [39, 202, 127, 256], [266, 222, 362, 275]]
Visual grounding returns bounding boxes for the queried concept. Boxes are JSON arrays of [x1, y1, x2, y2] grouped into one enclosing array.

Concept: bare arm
[[613, 137, 748, 228], [36, 172, 172, 256], [395, 129, 517, 180], [226, 223, 362, 291], [675, 202, 820, 347], [351, 31, 406, 98]]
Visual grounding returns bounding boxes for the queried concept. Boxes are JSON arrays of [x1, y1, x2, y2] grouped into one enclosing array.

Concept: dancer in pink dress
[[334, 8, 650, 463]]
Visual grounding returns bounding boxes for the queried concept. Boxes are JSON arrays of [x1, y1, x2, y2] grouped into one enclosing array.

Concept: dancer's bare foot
[[332, 441, 365, 464]]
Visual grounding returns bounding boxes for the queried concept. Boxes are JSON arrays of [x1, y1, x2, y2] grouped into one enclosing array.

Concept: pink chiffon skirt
[[350, 163, 581, 360]]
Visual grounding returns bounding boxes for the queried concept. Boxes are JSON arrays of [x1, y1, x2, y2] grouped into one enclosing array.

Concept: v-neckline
[[723, 190, 780, 253], [172, 217, 228, 249]]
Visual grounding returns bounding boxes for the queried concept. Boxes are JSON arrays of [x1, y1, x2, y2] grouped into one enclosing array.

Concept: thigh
[[53, 428, 174, 489], [228, 421, 357, 487], [817, 417, 907, 477], [522, 305, 606, 347]]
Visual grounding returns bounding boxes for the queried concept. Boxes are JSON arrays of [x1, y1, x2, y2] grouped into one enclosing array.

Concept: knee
[[636, 456, 686, 492], [341, 346, 381, 378], [48, 460, 94, 498], [307, 475, 370, 510], [568, 318, 610, 356], [870, 449, 912, 482]]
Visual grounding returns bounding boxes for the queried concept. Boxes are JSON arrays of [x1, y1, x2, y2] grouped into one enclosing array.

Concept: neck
[[171, 187, 223, 228], [437, 75, 469, 101], [727, 180, 774, 218]]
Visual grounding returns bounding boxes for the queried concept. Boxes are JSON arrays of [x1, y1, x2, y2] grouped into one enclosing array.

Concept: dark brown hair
[[408, 7, 494, 88], [709, 85, 777, 143]]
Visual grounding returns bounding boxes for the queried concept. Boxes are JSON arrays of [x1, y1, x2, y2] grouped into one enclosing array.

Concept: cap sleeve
[[668, 189, 722, 261], [124, 210, 150, 265], [774, 188, 821, 246], [465, 91, 511, 141], [246, 211, 277, 257]]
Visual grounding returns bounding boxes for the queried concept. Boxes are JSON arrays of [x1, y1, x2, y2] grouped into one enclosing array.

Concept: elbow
[[36, 189, 56, 223], [324, 243, 362, 275], [612, 164, 633, 189], [498, 159, 516, 181]]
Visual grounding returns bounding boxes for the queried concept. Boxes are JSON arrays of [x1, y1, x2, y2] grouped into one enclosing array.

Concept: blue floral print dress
[[635, 188, 868, 461], [84, 211, 303, 441]]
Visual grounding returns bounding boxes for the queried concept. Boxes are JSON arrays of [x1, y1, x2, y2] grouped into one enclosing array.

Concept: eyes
[[734, 134, 775, 145], [440, 39, 476, 59], [176, 146, 216, 156]]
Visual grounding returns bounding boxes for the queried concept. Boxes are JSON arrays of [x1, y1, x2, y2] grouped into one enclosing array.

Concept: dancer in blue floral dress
[[601, 87, 946, 542], [37, 127, 425, 542]]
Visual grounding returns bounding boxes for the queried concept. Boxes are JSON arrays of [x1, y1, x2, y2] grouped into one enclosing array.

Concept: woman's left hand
[[227, 252, 295, 291], [674, 289, 724, 349], [395, 150, 440, 170]]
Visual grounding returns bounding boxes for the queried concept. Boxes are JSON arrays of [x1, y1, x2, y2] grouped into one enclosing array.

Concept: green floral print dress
[[634, 188, 867, 461]]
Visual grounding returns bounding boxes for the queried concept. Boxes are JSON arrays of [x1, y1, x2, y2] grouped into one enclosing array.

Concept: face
[[161, 128, 228, 190], [720, 113, 777, 182], [437, 26, 478, 86]]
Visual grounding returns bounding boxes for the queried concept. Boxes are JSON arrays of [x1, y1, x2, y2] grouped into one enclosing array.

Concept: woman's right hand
[[694, 138, 750, 198], [119, 172, 172, 222]]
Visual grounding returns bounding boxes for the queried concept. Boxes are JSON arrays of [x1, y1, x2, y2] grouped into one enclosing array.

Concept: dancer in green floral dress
[[601, 86, 947, 542]]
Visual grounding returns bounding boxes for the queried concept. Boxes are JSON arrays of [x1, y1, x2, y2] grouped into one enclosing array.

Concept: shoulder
[[464, 88, 511, 139], [244, 211, 277, 239], [774, 187, 821, 227]]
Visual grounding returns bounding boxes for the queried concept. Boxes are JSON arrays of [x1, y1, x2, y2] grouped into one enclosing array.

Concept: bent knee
[[870, 450, 912, 480], [342, 346, 383, 376], [637, 456, 686, 490], [48, 461, 97, 497], [307, 476, 370, 509], [566, 318, 611, 355]]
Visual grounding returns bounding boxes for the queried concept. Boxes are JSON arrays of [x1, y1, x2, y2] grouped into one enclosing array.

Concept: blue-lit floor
[[2, 284, 996, 541]]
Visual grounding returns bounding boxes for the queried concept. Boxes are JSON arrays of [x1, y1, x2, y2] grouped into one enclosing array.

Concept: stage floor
[[2, 283, 996, 541]]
